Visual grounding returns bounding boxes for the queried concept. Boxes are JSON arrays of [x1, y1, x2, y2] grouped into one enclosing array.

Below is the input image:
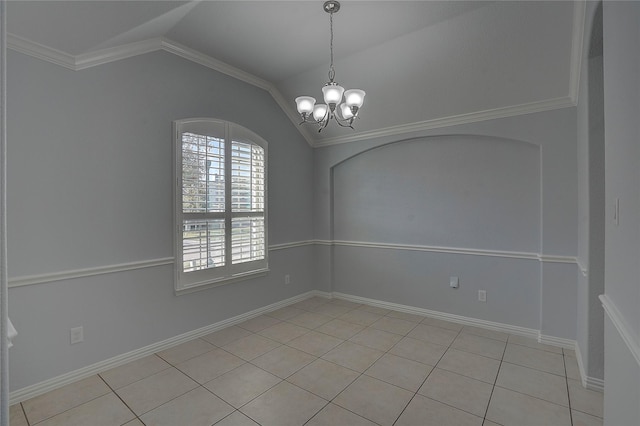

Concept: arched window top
[[173, 119, 268, 294]]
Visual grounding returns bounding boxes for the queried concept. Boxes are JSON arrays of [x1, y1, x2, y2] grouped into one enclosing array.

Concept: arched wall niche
[[331, 134, 541, 253], [327, 134, 543, 328]]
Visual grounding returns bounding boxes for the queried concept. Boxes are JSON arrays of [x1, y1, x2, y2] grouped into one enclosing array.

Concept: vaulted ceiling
[[6, 1, 583, 146]]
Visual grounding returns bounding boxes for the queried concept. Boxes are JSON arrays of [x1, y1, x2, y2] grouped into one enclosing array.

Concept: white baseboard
[[9, 290, 325, 405], [335, 292, 602, 391], [11, 289, 588, 404], [331, 292, 540, 340], [574, 341, 605, 393], [538, 334, 576, 349]]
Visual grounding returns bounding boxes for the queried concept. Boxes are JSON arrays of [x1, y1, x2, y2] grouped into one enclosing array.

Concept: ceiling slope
[[6, 1, 584, 147]]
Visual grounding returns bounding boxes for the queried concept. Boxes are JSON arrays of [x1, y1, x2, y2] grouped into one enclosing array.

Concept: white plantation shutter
[[174, 119, 268, 293]]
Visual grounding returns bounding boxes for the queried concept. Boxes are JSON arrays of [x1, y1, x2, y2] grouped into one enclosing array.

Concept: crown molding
[[76, 38, 163, 70], [6, 33, 76, 70], [266, 85, 316, 146], [313, 96, 576, 147], [6, 33, 315, 147], [314, 0, 586, 148], [159, 38, 270, 91], [7, 0, 586, 150]]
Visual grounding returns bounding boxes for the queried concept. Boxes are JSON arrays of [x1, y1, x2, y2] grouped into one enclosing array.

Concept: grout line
[[482, 339, 508, 424], [564, 353, 574, 426], [24, 297, 581, 426], [96, 374, 142, 425], [19, 403, 30, 426], [391, 322, 465, 425]]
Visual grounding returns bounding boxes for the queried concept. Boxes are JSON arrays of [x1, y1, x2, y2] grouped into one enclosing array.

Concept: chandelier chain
[[329, 10, 335, 82]]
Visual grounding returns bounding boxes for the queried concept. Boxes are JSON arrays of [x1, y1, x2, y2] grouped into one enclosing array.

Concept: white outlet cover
[[70, 326, 83, 344], [449, 276, 459, 288], [478, 290, 487, 302]]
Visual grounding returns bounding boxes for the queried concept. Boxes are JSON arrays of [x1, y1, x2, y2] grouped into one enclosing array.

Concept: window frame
[[173, 118, 268, 294]]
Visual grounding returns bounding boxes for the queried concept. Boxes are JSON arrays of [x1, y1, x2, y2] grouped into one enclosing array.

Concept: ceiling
[[6, 1, 582, 146]]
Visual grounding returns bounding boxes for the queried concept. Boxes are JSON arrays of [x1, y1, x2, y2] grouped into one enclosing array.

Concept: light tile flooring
[[10, 297, 604, 426]]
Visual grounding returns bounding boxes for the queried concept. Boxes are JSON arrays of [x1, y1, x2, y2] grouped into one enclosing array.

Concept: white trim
[[160, 38, 270, 91], [7, 240, 580, 288], [8, 258, 174, 288], [269, 240, 315, 251], [1, 4, 9, 424], [7, 241, 317, 288], [316, 0, 586, 148], [75, 38, 162, 70], [585, 375, 605, 393], [6, 33, 316, 147], [333, 239, 538, 260], [313, 96, 576, 147], [174, 269, 270, 296], [9, 289, 582, 405], [266, 85, 316, 147], [8, 290, 329, 405], [538, 254, 579, 264], [331, 239, 578, 265], [6, 25, 584, 150], [158, 38, 315, 146], [569, 0, 587, 104], [600, 294, 640, 368], [332, 291, 540, 340], [574, 343, 605, 392], [6, 34, 76, 70], [538, 333, 576, 349], [576, 259, 588, 277]]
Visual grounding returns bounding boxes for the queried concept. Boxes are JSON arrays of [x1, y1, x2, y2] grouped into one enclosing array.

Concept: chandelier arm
[[332, 115, 355, 129]]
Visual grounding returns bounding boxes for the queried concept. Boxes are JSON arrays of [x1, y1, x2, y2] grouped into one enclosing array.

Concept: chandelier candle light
[[295, 1, 366, 132]]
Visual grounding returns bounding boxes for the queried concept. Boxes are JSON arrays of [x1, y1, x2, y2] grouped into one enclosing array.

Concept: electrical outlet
[[284, 274, 291, 285], [449, 276, 459, 288], [70, 326, 84, 344], [478, 290, 487, 302]]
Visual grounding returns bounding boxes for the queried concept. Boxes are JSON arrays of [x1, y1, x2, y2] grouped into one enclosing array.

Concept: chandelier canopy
[[295, 1, 366, 132]]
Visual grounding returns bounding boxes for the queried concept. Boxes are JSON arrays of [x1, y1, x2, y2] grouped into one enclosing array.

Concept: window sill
[[175, 268, 269, 296]]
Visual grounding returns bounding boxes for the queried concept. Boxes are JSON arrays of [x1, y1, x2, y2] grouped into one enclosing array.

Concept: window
[[174, 119, 268, 293]]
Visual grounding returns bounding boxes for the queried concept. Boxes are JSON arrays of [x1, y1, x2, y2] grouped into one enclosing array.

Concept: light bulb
[[339, 103, 353, 119], [344, 89, 365, 108], [295, 96, 316, 114], [313, 104, 328, 122], [322, 84, 345, 105]]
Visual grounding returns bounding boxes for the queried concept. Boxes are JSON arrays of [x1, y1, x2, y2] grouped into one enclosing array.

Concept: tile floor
[[10, 297, 604, 426]]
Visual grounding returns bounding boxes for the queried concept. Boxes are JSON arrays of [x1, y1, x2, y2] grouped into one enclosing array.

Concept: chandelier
[[295, 1, 366, 132]]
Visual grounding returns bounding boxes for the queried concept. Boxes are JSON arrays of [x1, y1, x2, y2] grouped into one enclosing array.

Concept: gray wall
[[576, 1, 605, 383], [7, 50, 315, 390], [602, 1, 640, 425], [315, 107, 579, 338]]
